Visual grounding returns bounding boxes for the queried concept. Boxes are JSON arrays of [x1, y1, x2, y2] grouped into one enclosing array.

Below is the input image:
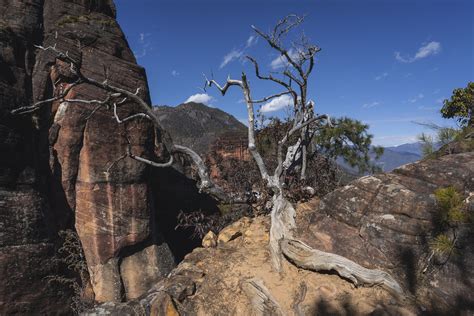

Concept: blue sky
[[115, 0, 473, 146]]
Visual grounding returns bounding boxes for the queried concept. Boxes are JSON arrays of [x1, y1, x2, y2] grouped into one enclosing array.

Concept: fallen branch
[[281, 239, 404, 296]]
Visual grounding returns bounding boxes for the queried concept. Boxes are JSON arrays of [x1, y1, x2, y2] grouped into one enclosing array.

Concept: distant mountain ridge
[[156, 102, 424, 173], [386, 142, 424, 156], [154, 102, 247, 154], [374, 147, 421, 172]]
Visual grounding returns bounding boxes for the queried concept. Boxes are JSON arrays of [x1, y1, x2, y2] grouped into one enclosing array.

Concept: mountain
[[386, 142, 424, 156], [375, 147, 422, 172], [154, 102, 247, 154], [338, 146, 422, 175], [156, 103, 423, 173]]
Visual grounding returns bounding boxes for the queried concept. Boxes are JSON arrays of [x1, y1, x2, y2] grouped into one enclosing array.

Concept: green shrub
[[434, 186, 463, 213], [430, 186, 470, 261], [430, 234, 456, 256], [57, 14, 115, 28]]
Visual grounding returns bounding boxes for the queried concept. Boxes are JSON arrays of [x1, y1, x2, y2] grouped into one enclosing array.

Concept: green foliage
[[437, 127, 459, 146], [418, 132, 435, 157], [255, 116, 382, 175], [430, 234, 456, 256], [430, 187, 469, 259], [441, 82, 474, 127], [418, 125, 460, 158], [57, 14, 115, 28], [434, 186, 469, 226], [218, 203, 233, 215], [434, 186, 463, 216], [314, 117, 383, 174]]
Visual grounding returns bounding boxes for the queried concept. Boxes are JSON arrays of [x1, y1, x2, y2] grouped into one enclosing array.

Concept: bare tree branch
[[172, 145, 231, 202], [251, 91, 293, 104], [203, 74, 242, 95], [252, 24, 305, 80], [246, 56, 298, 103], [129, 153, 174, 168], [11, 79, 81, 114], [112, 103, 151, 123]]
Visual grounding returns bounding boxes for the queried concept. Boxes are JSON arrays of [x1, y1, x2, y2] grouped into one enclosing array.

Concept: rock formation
[[88, 151, 473, 315], [1, 0, 174, 312]]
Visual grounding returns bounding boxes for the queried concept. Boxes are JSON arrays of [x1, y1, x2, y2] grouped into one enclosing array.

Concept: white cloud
[[134, 32, 152, 59], [394, 41, 441, 63], [246, 35, 258, 48], [219, 35, 258, 69], [260, 94, 293, 113], [408, 93, 424, 103], [433, 89, 440, 94], [270, 48, 299, 70], [185, 93, 214, 105], [171, 70, 180, 77], [374, 72, 388, 81], [436, 97, 445, 104], [362, 101, 380, 108], [220, 49, 243, 69]]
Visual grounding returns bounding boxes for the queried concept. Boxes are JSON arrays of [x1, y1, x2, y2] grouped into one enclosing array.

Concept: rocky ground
[[87, 151, 473, 315]]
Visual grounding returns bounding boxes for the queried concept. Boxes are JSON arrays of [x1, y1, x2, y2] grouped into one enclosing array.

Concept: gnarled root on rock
[[281, 238, 404, 297]]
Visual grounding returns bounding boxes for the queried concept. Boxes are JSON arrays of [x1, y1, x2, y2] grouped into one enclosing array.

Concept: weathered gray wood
[[269, 194, 296, 271], [241, 278, 283, 316], [281, 239, 404, 296]]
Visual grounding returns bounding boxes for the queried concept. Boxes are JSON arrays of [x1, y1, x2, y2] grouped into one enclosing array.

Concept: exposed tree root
[[241, 278, 283, 316], [281, 238, 404, 296]]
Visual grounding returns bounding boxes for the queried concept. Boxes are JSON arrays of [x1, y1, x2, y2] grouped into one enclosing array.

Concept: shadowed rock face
[[1, 0, 174, 312]]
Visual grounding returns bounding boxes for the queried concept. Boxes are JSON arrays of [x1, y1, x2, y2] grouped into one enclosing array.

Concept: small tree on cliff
[[11, 15, 403, 296], [441, 82, 473, 128]]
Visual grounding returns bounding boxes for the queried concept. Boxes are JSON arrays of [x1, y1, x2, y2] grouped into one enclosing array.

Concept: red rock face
[[208, 135, 250, 186], [1, 0, 175, 311]]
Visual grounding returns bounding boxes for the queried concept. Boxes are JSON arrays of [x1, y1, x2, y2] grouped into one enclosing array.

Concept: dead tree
[[204, 15, 404, 294], [11, 15, 404, 299]]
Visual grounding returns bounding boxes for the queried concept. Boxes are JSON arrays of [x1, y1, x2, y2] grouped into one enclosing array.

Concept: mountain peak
[[154, 103, 247, 154]]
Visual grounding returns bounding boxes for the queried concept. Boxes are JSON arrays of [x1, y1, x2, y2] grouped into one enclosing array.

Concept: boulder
[[202, 231, 217, 248], [296, 152, 474, 311]]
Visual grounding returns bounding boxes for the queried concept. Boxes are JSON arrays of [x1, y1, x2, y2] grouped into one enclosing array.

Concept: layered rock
[[0, 1, 70, 313], [88, 151, 473, 315], [296, 151, 473, 310], [1, 0, 174, 312]]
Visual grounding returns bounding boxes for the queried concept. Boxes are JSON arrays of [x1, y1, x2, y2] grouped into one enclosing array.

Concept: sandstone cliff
[[88, 151, 473, 315], [1, 0, 174, 313]]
